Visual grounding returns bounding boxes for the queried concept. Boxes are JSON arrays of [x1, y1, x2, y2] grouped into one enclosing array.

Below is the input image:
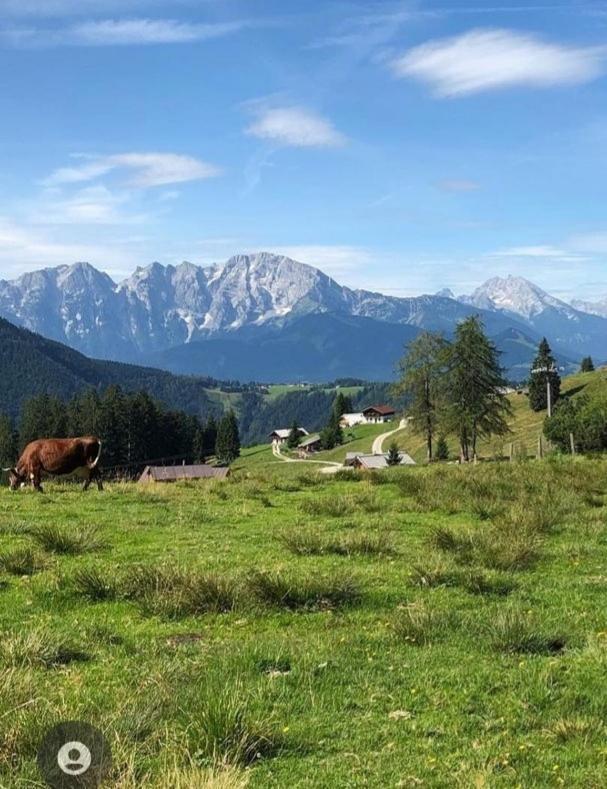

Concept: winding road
[[371, 418, 409, 455]]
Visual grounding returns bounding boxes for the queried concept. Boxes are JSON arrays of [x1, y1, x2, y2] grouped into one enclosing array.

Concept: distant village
[[270, 404, 415, 470]]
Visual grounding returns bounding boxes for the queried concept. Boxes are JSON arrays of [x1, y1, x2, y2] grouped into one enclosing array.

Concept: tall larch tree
[[394, 331, 449, 462]]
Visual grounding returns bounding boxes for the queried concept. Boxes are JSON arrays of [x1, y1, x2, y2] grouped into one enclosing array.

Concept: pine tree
[[320, 411, 344, 450], [332, 392, 353, 419], [18, 394, 67, 449], [287, 420, 302, 449], [580, 356, 595, 373], [444, 316, 512, 462], [0, 414, 16, 468], [394, 331, 449, 462], [386, 440, 401, 466], [435, 436, 449, 461], [215, 410, 241, 465], [203, 416, 218, 458], [529, 338, 561, 412]]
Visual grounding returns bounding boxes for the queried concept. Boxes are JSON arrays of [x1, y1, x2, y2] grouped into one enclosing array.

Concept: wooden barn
[[138, 464, 230, 484]]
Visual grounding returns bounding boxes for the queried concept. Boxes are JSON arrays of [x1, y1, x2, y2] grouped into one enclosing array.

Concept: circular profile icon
[[37, 721, 112, 788]]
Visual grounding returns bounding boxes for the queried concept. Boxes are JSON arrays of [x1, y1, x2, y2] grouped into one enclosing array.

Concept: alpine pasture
[[1, 451, 607, 787]]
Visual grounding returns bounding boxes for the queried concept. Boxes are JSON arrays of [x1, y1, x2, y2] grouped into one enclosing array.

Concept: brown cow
[[5, 436, 103, 492]]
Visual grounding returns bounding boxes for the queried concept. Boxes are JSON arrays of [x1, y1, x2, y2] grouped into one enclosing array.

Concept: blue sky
[[1, 0, 607, 300]]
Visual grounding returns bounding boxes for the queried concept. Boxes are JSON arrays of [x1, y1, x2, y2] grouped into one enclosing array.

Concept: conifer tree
[[332, 392, 353, 419], [386, 440, 401, 466], [580, 356, 595, 373], [529, 338, 561, 412], [320, 411, 344, 450], [287, 420, 302, 449], [18, 394, 67, 449], [215, 410, 241, 465], [394, 331, 449, 462], [435, 435, 449, 461], [0, 414, 16, 468], [444, 316, 512, 462]]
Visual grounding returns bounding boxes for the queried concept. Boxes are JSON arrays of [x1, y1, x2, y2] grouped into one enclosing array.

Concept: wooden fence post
[[569, 433, 576, 456]]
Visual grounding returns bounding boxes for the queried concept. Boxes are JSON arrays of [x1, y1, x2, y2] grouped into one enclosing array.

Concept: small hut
[[138, 464, 230, 484]]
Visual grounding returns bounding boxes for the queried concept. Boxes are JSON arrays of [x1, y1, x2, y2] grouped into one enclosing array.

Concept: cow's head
[[5, 468, 23, 491]]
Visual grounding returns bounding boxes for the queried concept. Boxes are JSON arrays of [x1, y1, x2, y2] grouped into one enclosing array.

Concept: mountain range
[[0, 252, 604, 382]]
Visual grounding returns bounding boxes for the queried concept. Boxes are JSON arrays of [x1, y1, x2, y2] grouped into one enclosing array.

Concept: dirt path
[[371, 418, 409, 455], [272, 442, 342, 470]]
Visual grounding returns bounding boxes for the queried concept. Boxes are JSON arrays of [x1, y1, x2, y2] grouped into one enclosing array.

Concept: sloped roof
[[270, 428, 309, 439], [299, 434, 321, 448], [139, 465, 230, 482], [362, 405, 396, 415], [354, 453, 416, 469]]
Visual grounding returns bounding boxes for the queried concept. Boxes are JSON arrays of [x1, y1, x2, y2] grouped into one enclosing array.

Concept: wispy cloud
[[489, 244, 586, 262], [269, 245, 371, 278], [0, 0, 194, 17], [437, 179, 481, 192], [391, 28, 605, 97], [32, 185, 146, 225], [1, 17, 253, 48], [245, 106, 347, 148], [0, 216, 139, 276], [45, 152, 221, 188]]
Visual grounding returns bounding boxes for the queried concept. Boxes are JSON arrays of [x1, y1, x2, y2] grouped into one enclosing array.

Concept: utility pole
[[531, 364, 557, 418]]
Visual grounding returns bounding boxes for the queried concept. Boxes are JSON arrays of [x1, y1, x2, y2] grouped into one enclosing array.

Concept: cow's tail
[[90, 440, 102, 469]]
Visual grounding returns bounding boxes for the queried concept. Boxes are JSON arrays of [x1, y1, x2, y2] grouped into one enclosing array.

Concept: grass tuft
[[122, 565, 239, 618], [0, 546, 46, 576], [72, 566, 118, 601], [187, 679, 280, 766], [29, 523, 107, 555], [280, 529, 395, 557], [0, 629, 91, 668], [490, 609, 567, 655], [246, 569, 361, 611], [393, 603, 449, 646]]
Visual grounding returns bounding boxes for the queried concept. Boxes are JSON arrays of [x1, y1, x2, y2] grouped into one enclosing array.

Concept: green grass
[[1, 458, 607, 786]]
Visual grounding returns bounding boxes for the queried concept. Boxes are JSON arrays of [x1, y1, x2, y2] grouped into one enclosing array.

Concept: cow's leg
[[93, 466, 103, 491], [32, 470, 44, 493], [84, 466, 103, 492]]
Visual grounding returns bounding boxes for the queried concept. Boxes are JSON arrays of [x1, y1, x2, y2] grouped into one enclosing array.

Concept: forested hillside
[[0, 316, 225, 420]]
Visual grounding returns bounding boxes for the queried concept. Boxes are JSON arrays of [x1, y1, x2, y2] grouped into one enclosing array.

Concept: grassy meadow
[[1, 457, 607, 786]]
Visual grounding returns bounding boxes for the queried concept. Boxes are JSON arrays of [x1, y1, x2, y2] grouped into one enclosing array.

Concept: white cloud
[[46, 152, 221, 188], [392, 28, 604, 97], [1, 17, 252, 48], [246, 106, 347, 148]]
